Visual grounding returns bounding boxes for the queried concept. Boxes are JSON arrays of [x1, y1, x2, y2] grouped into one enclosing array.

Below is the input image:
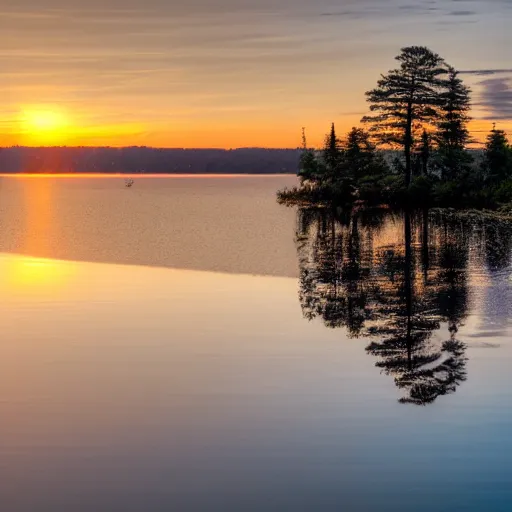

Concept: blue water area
[[0, 176, 511, 511]]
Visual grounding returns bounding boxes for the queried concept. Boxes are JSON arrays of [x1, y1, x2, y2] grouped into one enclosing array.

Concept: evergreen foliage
[[482, 127, 512, 185], [280, 46, 512, 212], [362, 46, 447, 186], [434, 67, 473, 180]]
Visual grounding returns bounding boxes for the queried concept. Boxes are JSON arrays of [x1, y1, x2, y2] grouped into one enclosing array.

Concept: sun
[[23, 109, 67, 131], [20, 107, 70, 144]]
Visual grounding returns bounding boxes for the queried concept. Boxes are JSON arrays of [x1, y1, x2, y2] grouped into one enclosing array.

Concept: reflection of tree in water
[[296, 207, 380, 336], [295, 207, 485, 405], [367, 212, 470, 405], [483, 220, 512, 272]]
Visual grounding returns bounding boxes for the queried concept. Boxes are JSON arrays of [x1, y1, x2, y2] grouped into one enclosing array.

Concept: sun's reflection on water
[[2, 255, 76, 295]]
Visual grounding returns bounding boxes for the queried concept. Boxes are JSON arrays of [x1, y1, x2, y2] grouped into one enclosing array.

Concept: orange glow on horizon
[[2, 109, 509, 149]]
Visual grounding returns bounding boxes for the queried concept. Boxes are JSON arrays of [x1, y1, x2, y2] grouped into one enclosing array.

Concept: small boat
[[125, 178, 134, 188]]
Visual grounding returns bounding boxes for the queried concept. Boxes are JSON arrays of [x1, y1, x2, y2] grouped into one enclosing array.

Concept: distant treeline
[[0, 147, 302, 174]]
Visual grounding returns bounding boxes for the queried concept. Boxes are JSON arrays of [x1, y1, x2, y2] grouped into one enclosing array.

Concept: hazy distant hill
[[0, 147, 302, 174], [0, 146, 484, 175]]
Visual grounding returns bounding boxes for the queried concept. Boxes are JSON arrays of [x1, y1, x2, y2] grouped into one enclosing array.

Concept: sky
[[3, 0, 512, 148]]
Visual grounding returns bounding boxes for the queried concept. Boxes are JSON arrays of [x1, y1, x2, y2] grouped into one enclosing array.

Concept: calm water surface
[[0, 175, 511, 511]]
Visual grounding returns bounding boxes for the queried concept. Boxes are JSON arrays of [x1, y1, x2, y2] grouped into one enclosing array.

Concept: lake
[[0, 175, 511, 511]]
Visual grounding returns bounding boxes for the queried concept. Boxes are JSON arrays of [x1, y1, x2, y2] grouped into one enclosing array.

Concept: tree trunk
[[422, 154, 428, 176], [405, 104, 413, 187]]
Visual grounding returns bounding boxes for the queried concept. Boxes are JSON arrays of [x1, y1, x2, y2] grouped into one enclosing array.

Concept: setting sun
[[22, 109, 67, 131], [19, 107, 70, 145]]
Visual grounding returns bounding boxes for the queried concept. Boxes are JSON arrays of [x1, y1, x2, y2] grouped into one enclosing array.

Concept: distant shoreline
[[0, 147, 303, 174]]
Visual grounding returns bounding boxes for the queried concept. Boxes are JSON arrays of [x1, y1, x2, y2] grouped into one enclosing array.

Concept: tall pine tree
[[322, 123, 343, 182], [362, 46, 448, 186], [481, 126, 512, 185], [435, 66, 472, 180]]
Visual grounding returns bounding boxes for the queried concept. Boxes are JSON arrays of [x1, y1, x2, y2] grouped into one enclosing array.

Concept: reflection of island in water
[[295, 207, 512, 405]]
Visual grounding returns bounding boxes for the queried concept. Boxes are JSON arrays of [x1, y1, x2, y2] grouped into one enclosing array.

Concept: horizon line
[[0, 144, 489, 151], [1, 145, 303, 151]]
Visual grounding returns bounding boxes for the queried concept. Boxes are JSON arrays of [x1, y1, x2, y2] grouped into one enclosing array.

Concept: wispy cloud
[[475, 77, 512, 120], [449, 10, 476, 15], [461, 69, 512, 76]]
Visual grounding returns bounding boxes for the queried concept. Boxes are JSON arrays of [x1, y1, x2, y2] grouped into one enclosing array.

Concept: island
[[278, 46, 512, 215]]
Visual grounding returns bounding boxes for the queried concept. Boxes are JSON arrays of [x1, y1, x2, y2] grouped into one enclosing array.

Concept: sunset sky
[[3, 0, 512, 148]]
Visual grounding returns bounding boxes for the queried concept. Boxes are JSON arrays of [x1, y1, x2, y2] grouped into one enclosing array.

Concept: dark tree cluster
[[280, 46, 512, 211]]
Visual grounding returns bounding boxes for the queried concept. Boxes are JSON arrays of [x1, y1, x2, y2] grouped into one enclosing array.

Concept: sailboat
[[124, 168, 144, 187]]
